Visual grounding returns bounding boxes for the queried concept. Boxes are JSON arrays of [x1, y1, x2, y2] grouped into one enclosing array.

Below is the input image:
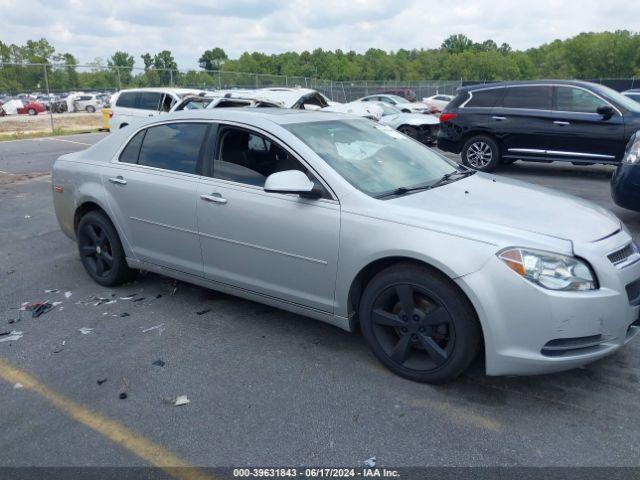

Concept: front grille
[[608, 243, 635, 265]]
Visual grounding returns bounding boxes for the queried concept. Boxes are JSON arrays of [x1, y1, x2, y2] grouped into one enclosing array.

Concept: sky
[[0, 0, 638, 69]]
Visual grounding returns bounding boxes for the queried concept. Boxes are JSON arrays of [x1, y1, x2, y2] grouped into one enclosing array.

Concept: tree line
[[1, 31, 639, 93]]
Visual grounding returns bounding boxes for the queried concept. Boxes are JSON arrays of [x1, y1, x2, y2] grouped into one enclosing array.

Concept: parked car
[[382, 88, 417, 102], [73, 94, 103, 113], [52, 109, 640, 383], [171, 93, 281, 112], [438, 80, 640, 172], [321, 101, 383, 120], [375, 102, 440, 144], [358, 94, 429, 114], [219, 87, 332, 110], [423, 94, 454, 113], [109, 88, 208, 130], [611, 131, 640, 211], [14, 100, 46, 115], [622, 89, 640, 104]]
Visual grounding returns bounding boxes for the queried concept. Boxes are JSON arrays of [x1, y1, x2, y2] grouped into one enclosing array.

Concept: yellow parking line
[[0, 358, 212, 480]]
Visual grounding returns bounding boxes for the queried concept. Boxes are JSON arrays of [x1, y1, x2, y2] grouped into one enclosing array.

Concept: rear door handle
[[200, 193, 227, 204], [108, 176, 127, 185], [554, 121, 570, 126], [492, 116, 507, 121]]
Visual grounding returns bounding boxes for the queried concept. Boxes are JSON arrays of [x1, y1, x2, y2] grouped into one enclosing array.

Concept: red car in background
[[17, 101, 46, 115]]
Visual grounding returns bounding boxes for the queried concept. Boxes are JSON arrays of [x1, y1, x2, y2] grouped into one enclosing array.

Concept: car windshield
[[385, 95, 407, 103], [594, 85, 640, 112], [285, 119, 457, 198], [376, 103, 402, 116]]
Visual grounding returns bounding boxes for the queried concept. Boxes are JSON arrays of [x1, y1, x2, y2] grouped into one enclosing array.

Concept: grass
[[0, 127, 103, 142]]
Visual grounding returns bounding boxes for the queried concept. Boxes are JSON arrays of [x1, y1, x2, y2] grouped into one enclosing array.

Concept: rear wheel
[[86, 105, 96, 113], [77, 211, 136, 286], [461, 135, 500, 172], [359, 263, 481, 383], [27, 108, 37, 115]]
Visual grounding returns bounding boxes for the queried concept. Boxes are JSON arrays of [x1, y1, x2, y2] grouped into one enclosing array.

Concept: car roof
[[136, 107, 358, 126], [459, 79, 607, 92]]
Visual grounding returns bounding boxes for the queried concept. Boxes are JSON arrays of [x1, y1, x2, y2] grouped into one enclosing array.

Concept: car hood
[[380, 113, 439, 127], [386, 173, 620, 243]]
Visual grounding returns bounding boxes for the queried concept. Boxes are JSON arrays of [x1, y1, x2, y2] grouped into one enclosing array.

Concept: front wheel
[[77, 211, 136, 286], [86, 105, 96, 113], [28, 108, 37, 115], [359, 263, 481, 383], [461, 135, 500, 172]]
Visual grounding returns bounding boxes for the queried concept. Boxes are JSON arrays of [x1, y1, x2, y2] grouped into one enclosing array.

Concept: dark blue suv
[[437, 80, 640, 172]]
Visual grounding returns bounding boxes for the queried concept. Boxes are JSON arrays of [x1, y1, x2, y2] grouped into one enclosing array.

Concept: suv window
[[136, 92, 162, 111], [116, 91, 136, 108], [138, 123, 208, 174], [501, 86, 551, 109], [554, 86, 608, 113], [119, 130, 146, 164], [215, 127, 313, 188], [465, 88, 504, 108]]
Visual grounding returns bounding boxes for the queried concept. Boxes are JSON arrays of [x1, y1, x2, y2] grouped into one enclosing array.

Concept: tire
[[28, 108, 37, 116], [461, 135, 500, 172], [86, 105, 96, 113], [77, 210, 136, 287], [359, 263, 481, 383], [397, 125, 419, 139]]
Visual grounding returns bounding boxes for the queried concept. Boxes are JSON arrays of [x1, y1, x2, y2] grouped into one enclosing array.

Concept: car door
[[196, 125, 341, 313], [489, 85, 553, 161], [547, 85, 626, 162], [102, 121, 210, 275], [135, 91, 163, 119]]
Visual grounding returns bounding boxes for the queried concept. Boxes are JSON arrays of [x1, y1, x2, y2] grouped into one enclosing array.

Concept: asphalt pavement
[[1, 133, 639, 470]]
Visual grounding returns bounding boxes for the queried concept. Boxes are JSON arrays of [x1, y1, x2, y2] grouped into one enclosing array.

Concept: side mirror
[[597, 105, 614, 119], [264, 170, 318, 197]]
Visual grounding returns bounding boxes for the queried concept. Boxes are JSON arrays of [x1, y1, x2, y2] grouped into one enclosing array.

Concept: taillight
[[439, 113, 458, 123], [109, 110, 113, 118]]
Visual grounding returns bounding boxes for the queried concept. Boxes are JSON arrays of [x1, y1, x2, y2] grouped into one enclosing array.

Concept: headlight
[[622, 138, 640, 164], [498, 248, 597, 291]]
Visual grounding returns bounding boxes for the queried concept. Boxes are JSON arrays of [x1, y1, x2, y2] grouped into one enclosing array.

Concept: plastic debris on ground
[[120, 293, 138, 300], [0, 331, 23, 343], [364, 457, 376, 468], [24, 302, 54, 318], [196, 308, 211, 315], [97, 378, 107, 386], [13, 383, 23, 389], [142, 323, 165, 335], [78, 327, 94, 335], [152, 360, 165, 367], [164, 395, 190, 407], [44, 289, 60, 293], [64, 291, 72, 299]]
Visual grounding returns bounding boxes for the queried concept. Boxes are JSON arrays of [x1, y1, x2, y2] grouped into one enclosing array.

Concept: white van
[[109, 88, 208, 130]]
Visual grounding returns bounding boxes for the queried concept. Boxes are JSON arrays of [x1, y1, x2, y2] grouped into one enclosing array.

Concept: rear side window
[[465, 88, 504, 108], [119, 130, 145, 164], [115, 92, 136, 108], [138, 123, 208, 174], [501, 86, 552, 109], [137, 92, 162, 111], [554, 87, 608, 113]]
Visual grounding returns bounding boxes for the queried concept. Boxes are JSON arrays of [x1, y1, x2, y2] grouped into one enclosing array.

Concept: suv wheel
[[461, 135, 500, 172], [77, 211, 136, 286], [86, 105, 96, 113], [359, 263, 481, 383]]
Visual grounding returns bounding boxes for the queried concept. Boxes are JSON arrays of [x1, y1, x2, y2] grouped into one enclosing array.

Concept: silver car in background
[[52, 109, 640, 383]]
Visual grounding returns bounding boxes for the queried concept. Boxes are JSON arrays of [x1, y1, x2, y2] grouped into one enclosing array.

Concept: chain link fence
[[1, 62, 638, 135]]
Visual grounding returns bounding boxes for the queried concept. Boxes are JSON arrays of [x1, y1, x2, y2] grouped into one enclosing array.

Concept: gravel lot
[[0, 112, 103, 135], [1, 133, 639, 470]]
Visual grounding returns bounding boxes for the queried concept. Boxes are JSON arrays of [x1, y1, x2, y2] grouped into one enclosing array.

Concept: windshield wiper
[[376, 168, 475, 199]]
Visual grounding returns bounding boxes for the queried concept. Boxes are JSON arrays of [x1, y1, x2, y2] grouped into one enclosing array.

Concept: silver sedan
[[52, 109, 640, 383]]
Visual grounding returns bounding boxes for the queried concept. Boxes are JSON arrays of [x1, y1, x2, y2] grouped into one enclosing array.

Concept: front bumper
[[456, 230, 640, 376]]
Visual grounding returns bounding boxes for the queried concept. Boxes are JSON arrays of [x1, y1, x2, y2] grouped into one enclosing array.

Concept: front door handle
[[200, 193, 227, 204], [492, 116, 507, 121], [554, 121, 570, 126], [108, 176, 127, 185]]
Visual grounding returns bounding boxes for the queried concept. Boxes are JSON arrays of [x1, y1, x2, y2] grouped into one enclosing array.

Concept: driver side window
[[213, 127, 329, 197], [555, 87, 608, 113]]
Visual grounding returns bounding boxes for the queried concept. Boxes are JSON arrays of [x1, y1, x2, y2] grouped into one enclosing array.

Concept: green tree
[[441, 34, 474, 54], [108, 51, 135, 86], [199, 48, 228, 70]]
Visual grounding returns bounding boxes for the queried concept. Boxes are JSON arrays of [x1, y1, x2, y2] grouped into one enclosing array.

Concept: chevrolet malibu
[[52, 109, 640, 383]]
